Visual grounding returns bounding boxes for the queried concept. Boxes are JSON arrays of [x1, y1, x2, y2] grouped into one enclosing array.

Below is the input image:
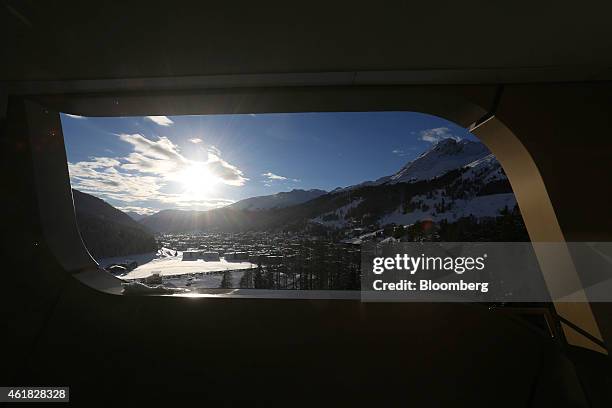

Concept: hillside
[[229, 189, 326, 210], [126, 211, 147, 221], [72, 189, 157, 259]]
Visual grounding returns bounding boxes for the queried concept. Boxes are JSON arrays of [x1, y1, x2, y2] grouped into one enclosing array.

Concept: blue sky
[[61, 112, 476, 214]]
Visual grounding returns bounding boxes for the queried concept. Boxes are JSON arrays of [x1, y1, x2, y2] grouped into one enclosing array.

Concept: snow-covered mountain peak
[[332, 139, 492, 193], [387, 139, 490, 184]]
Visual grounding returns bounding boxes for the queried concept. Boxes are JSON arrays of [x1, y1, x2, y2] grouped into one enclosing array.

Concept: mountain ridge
[[139, 139, 518, 234], [228, 188, 327, 211], [72, 189, 157, 259]]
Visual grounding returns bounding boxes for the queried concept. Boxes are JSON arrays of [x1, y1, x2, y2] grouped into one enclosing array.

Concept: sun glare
[[177, 163, 219, 197]]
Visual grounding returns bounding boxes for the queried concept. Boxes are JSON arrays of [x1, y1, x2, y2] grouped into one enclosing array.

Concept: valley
[[74, 139, 529, 291]]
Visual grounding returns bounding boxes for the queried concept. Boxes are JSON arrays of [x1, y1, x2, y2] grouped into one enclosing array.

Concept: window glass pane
[[60, 112, 528, 292]]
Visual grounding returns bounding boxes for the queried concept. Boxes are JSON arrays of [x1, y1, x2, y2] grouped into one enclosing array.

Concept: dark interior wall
[[473, 83, 612, 351], [489, 83, 612, 241], [0, 97, 575, 405], [2, 81, 610, 405], [3, 2, 612, 403], [3, 2, 612, 82]]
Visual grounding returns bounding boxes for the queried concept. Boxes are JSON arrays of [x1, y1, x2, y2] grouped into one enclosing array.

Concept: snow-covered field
[[101, 249, 256, 280], [97, 251, 157, 269], [123, 256, 256, 279]]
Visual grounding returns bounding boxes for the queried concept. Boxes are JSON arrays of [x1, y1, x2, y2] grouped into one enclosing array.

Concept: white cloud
[[262, 172, 287, 181], [112, 134, 248, 186], [69, 158, 241, 210], [392, 147, 418, 157], [159, 196, 236, 210], [119, 134, 182, 160], [188, 138, 203, 144], [69, 160, 164, 203], [145, 116, 174, 126], [116, 206, 158, 216], [261, 172, 300, 183], [118, 133, 187, 175], [82, 157, 121, 168], [68, 132, 248, 210], [206, 153, 248, 186], [207, 145, 221, 156], [419, 127, 462, 144], [121, 134, 246, 185], [64, 114, 86, 119]]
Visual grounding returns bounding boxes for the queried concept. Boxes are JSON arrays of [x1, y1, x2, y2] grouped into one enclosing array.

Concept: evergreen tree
[[254, 265, 265, 289], [220, 271, 233, 288], [240, 269, 254, 288]]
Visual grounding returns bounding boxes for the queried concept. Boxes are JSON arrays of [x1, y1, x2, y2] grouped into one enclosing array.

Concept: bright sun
[[177, 163, 219, 197]]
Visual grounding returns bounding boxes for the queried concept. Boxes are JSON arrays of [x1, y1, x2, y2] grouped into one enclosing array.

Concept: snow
[[119, 252, 257, 280], [461, 193, 516, 217], [465, 153, 496, 169], [97, 247, 178, 269], [377, 151, 514, 227], [462, 154, 506, 183], [162, 270, 247, 289], [311, 198, 364, 228], [334, 139, 491, 192], [379, 193, 517, 226], [122, 281, 189, 295], [387, 139, 490, 184], [97, 251, 157, 268], [341, 229, 385, 245], [380, 208, 434, 226], [157, 247, 178, 258], [312, 141, 514, 232]]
